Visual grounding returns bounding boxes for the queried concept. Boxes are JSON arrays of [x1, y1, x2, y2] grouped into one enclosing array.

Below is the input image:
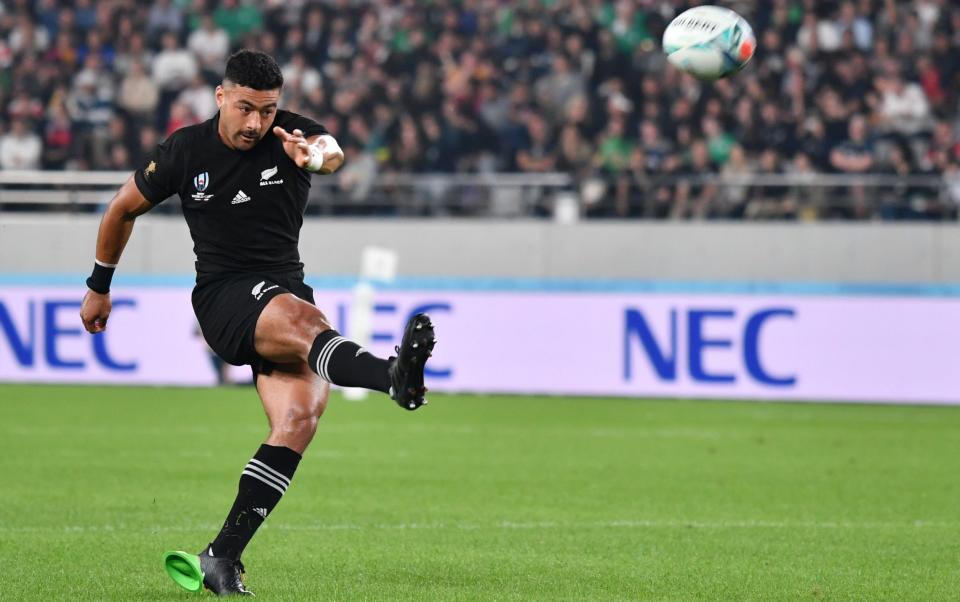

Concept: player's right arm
[[81, 128, 184, 333], [80, 176, 155, 334]]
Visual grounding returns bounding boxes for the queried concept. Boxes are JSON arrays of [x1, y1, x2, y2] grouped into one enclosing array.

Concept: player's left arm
[[273, 126, 344, 174]]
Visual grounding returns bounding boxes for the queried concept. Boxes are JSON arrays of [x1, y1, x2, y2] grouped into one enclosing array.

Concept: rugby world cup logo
[[193, 172, 209, 192]]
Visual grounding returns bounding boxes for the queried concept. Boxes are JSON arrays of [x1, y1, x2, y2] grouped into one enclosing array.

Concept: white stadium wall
[[2, 215, 960, 403], [4, 215, 960, 282]]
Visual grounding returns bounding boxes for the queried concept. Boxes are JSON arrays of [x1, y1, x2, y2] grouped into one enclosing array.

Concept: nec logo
[[0, 298, 137, 371], [623, 307, 796, 386]]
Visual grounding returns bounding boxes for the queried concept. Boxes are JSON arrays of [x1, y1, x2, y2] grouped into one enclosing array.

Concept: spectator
[[786, 152, 825, 218], [516, 114, 557, 173], [876, 71, 932, 137], [637, 120, 671, 171], [46, 31, 78, 71], [215, 0, 263, 43], [674, 139, 719, 219], [282, 52, 322, 96], [598, 0, 649, 54], [113, 33, 153, 78], [835, 1, 873, 50], [73, 0, 96, 32], [556, 123, 593, 177], [419, 113, 455, 172], [153, 30, 198, 130], [746, 149, 793, 219], [0, 120, 42, 169], [131, 127, 160, 168], [166, 101, 195, 137], [92, 115, 129, 169], [65, 69, 113, 134], [118, 60, 159, 119], [78, 30, 115, 68], [388, 115, 422, 173], [8, 14, 50, 56], [146, 0, 184, 41], [830, 115, 875, 218], [703, 116, 736, 166], [188, 15, 230, 76], [594, 116, 632, 174], [43, 101, 74, 169], [302, 7, 327, 59], [153, 32, 198, 93], [943, 162, 960, 214], [7, 90, 43, 122], [831, 114, 875, 173], [177, 75, 217, 122], [718, 144, 752, 217], [535, 54, 586, 122], [0, 0, 956, 221], [926, 121, 960, 171], [107, 143, 131, 170]]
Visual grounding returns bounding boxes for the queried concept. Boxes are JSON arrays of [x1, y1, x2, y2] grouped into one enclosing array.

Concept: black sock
[[208, 444, 301, 560], [308, 330, 391, 393]]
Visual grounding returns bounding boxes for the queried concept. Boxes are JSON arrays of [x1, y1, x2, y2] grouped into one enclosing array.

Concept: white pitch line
[[1, 519, 958, 535]]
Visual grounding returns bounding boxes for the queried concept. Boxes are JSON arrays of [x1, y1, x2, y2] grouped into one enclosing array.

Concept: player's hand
[[80, 290, 112, 334], [273, 126, 311, 169]]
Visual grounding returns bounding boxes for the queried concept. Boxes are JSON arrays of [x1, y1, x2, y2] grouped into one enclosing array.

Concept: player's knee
[[289, 303, 331, 340], [272, 402, 320, 442], [271, 387, 328, 444]]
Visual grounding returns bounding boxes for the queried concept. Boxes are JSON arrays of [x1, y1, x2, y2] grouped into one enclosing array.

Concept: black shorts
[[192, 269, 316, 372]]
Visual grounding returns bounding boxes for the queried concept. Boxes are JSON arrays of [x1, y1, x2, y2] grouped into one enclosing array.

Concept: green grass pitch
[[0, 384, 958, 600]]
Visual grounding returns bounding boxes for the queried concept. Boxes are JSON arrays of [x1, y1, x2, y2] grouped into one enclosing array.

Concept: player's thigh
[[254, 292, 332, 363], [256, 361, 330, 454]]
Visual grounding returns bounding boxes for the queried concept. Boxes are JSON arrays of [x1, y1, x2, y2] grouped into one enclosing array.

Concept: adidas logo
[[231, 189, 251, 204], [253, 507, 268, 518]]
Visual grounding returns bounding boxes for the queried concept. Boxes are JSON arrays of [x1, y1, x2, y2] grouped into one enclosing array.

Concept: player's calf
[[256, 295, 394, 393], [306, 313, 437, 410], [257, 295, 438, 405], [307, 329, 393, 393]]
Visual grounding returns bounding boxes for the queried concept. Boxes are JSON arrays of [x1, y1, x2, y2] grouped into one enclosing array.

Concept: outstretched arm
[[80, 175, 154, 333]]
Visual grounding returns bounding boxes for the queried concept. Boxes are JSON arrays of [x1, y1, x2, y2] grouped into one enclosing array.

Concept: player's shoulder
[[273, 109, 328, 137], [164, 116, 218, 149], [272, 109, 307, 127]]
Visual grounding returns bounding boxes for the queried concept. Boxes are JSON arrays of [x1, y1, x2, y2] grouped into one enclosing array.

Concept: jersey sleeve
[[275, 110, 328, 139], [134, 132, 185, 204]]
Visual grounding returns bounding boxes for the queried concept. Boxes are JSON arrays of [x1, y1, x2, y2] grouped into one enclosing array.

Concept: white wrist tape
[[305, 144, 324, 172], [317, 134, 341, 156], [305, 135, 341, 173]]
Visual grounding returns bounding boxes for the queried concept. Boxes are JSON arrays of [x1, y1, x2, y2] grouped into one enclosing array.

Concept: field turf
[[0, 384, 958, 600]]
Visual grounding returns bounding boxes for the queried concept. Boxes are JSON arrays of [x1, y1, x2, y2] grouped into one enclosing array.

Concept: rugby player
[[79, 50, 436, 596]]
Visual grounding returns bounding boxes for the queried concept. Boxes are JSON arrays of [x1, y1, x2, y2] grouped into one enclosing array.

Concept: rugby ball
[[662, 6, 756, 80]]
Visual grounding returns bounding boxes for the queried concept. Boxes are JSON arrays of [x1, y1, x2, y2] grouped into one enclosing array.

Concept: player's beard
[[238, 129, 260, 147]]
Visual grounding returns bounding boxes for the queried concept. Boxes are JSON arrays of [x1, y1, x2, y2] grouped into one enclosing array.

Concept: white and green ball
[[662, 6, 756, 80]]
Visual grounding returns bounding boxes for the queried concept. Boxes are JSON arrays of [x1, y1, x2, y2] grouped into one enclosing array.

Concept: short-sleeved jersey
[[134, 109, 327, 276]]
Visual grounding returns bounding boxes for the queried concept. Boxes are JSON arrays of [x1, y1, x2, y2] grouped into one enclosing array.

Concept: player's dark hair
[[223, 49, 284, 91]]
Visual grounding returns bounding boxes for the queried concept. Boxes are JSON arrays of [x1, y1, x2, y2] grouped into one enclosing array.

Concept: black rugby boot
[[389, 313, 437, 410], [200, 546, 254, 596]]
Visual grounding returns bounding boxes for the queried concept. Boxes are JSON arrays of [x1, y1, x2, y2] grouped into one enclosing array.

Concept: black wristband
[[86, 262, 115, 294]]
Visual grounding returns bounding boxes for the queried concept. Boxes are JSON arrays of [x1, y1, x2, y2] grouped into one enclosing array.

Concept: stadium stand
[[0, 0, 958, 219]]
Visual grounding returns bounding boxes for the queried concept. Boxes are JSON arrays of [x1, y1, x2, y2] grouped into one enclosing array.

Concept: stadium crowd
[[1, 0, 959, 219]]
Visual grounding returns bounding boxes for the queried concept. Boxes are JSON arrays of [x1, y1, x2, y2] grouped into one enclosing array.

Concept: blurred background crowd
[[1, 0, 959, 219]]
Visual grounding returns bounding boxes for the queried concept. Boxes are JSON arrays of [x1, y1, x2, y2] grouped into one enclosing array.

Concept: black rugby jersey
[[134, 110, 327, 276]]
